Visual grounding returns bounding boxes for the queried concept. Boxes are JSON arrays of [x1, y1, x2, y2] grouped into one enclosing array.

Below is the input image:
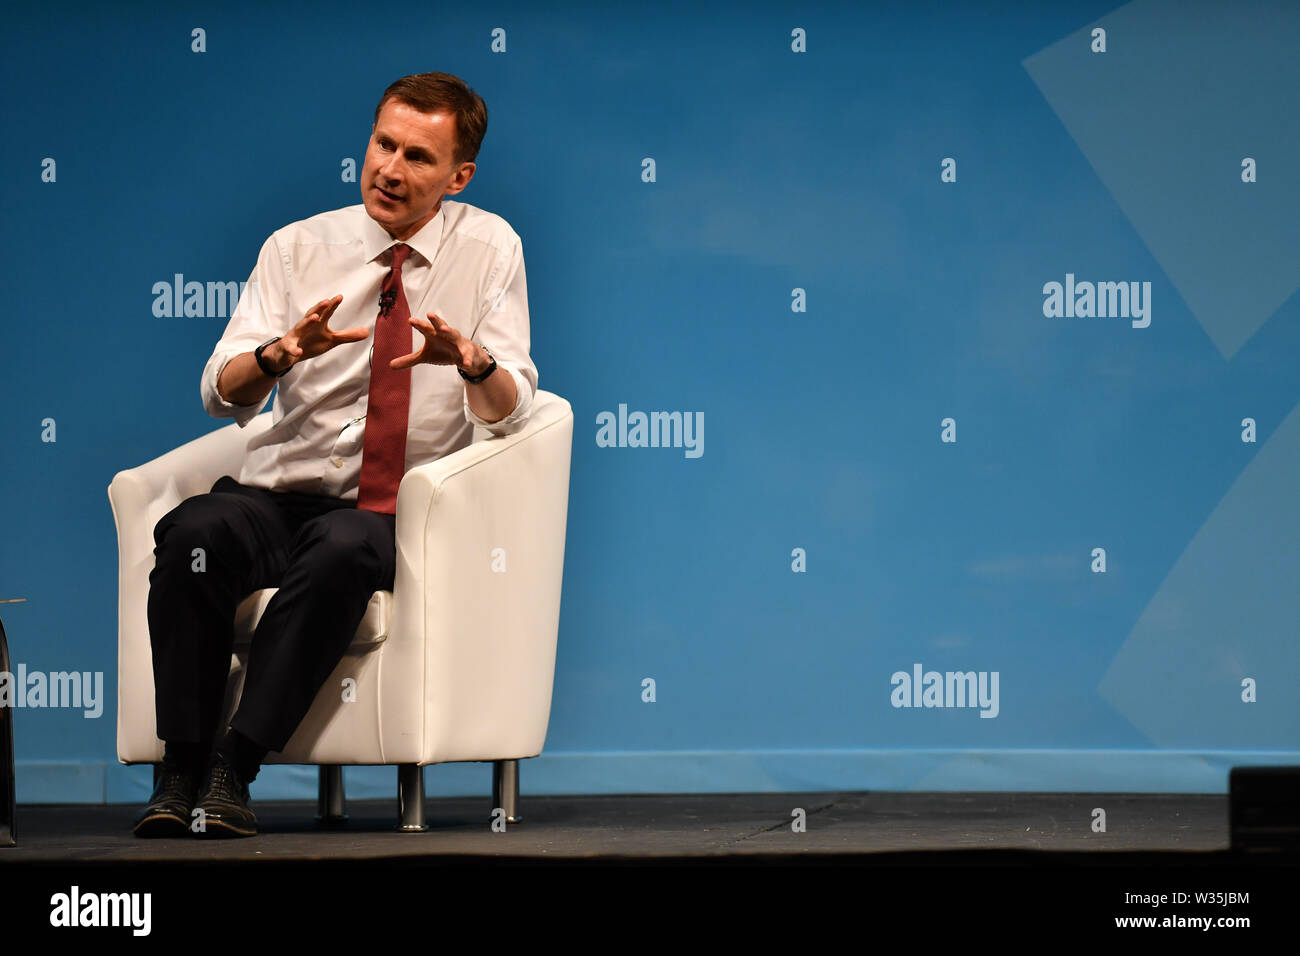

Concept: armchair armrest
[[382, 390, 575, 764]]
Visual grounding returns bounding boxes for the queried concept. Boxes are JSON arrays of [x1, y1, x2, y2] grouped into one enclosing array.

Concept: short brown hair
[[373, 72, 488, 167]]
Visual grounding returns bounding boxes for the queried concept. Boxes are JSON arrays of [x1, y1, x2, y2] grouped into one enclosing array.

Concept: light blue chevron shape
[[1023, 0, 1300, 360], [1097, 397, 1300, 748]]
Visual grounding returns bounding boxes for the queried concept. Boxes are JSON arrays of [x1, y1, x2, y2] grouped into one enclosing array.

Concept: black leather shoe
[[193, 752, 258, 838], [134, 763, 200, 838]]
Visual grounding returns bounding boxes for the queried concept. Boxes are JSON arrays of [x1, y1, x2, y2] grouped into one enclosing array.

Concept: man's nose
[[378, 152, 404, 181]]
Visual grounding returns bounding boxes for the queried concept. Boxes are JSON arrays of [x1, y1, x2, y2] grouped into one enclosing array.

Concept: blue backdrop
[[2, 0, 1298, 804]]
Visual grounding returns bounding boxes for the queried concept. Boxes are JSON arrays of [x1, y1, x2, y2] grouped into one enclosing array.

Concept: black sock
[[217, 728, 268, 784], [163, 740, 211, 776]]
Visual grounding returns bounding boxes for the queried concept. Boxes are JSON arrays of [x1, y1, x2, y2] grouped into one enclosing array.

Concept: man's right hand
[[265, 295, 368, 372], [217, 296, 370, 407]]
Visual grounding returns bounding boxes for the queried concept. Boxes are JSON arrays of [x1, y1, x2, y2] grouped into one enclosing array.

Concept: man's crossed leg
[[135, 476, 396, 838]]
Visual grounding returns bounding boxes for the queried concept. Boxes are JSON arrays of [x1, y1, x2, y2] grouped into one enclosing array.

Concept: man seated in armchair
[[135, 71, 538, 838]]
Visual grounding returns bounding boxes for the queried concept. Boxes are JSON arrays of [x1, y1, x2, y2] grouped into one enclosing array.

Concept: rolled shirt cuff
[[463, 363, 533, 435]]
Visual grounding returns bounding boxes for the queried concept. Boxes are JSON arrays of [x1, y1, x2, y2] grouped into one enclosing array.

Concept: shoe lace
[[204, 759, 246, 801], [153, 765, 197, 801], [159, 766, 191, 785]]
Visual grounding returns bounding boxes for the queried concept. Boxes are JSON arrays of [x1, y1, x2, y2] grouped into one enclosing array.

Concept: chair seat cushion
[[231, 589, 391, 650]]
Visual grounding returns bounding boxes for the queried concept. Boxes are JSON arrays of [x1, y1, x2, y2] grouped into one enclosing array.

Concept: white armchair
[[108, 390, 573, 830]]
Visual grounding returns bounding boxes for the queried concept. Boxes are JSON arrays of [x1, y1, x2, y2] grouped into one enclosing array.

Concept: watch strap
[[458, 345, 497, 384], [255, 337, 290, 378]]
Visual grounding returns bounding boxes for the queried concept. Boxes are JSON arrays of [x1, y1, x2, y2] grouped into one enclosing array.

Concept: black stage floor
[[0, 790, 1244, 861], [4, 791, 1291, 938]]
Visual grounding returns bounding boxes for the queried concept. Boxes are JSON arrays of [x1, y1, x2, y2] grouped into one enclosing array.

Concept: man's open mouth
[[376, 187, 403, 202]]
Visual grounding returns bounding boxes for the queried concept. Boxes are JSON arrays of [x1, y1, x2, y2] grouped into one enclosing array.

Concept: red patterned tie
[[356, 243, 413, 514]]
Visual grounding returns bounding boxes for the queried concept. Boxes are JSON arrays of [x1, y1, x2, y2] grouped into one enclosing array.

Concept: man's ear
[[446, 162, 476, 196]]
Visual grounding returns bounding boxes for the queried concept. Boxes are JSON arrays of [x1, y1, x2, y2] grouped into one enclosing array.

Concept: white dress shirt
[[201, 200, 538, 500]]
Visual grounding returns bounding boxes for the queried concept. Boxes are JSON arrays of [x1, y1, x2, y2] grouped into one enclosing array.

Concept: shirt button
[[332, 458, 343, 468]]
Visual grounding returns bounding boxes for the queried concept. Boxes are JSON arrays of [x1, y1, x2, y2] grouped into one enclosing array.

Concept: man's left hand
[[392, 313, 486, 374]]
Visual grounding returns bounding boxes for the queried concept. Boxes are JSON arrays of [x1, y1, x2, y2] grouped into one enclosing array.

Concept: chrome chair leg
[[493, 759, 521, 824], [316, 765, 348, 825], [397, 764, 427, 832]]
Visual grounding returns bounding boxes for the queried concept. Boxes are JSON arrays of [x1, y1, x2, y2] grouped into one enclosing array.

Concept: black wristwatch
[[254, 336, 291, 378], [458, 344, 498, 384]]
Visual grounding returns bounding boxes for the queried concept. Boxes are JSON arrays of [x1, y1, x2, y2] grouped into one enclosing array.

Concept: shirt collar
[[362, 202, 445, 266]]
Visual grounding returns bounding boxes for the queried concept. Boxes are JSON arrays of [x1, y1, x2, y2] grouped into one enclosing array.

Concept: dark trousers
[[147, 475, 397, 753]]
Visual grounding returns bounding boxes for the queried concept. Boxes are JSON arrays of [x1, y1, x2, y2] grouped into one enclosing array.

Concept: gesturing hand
[[277, 295, 369, 367], [391, 313, 482, 372]]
